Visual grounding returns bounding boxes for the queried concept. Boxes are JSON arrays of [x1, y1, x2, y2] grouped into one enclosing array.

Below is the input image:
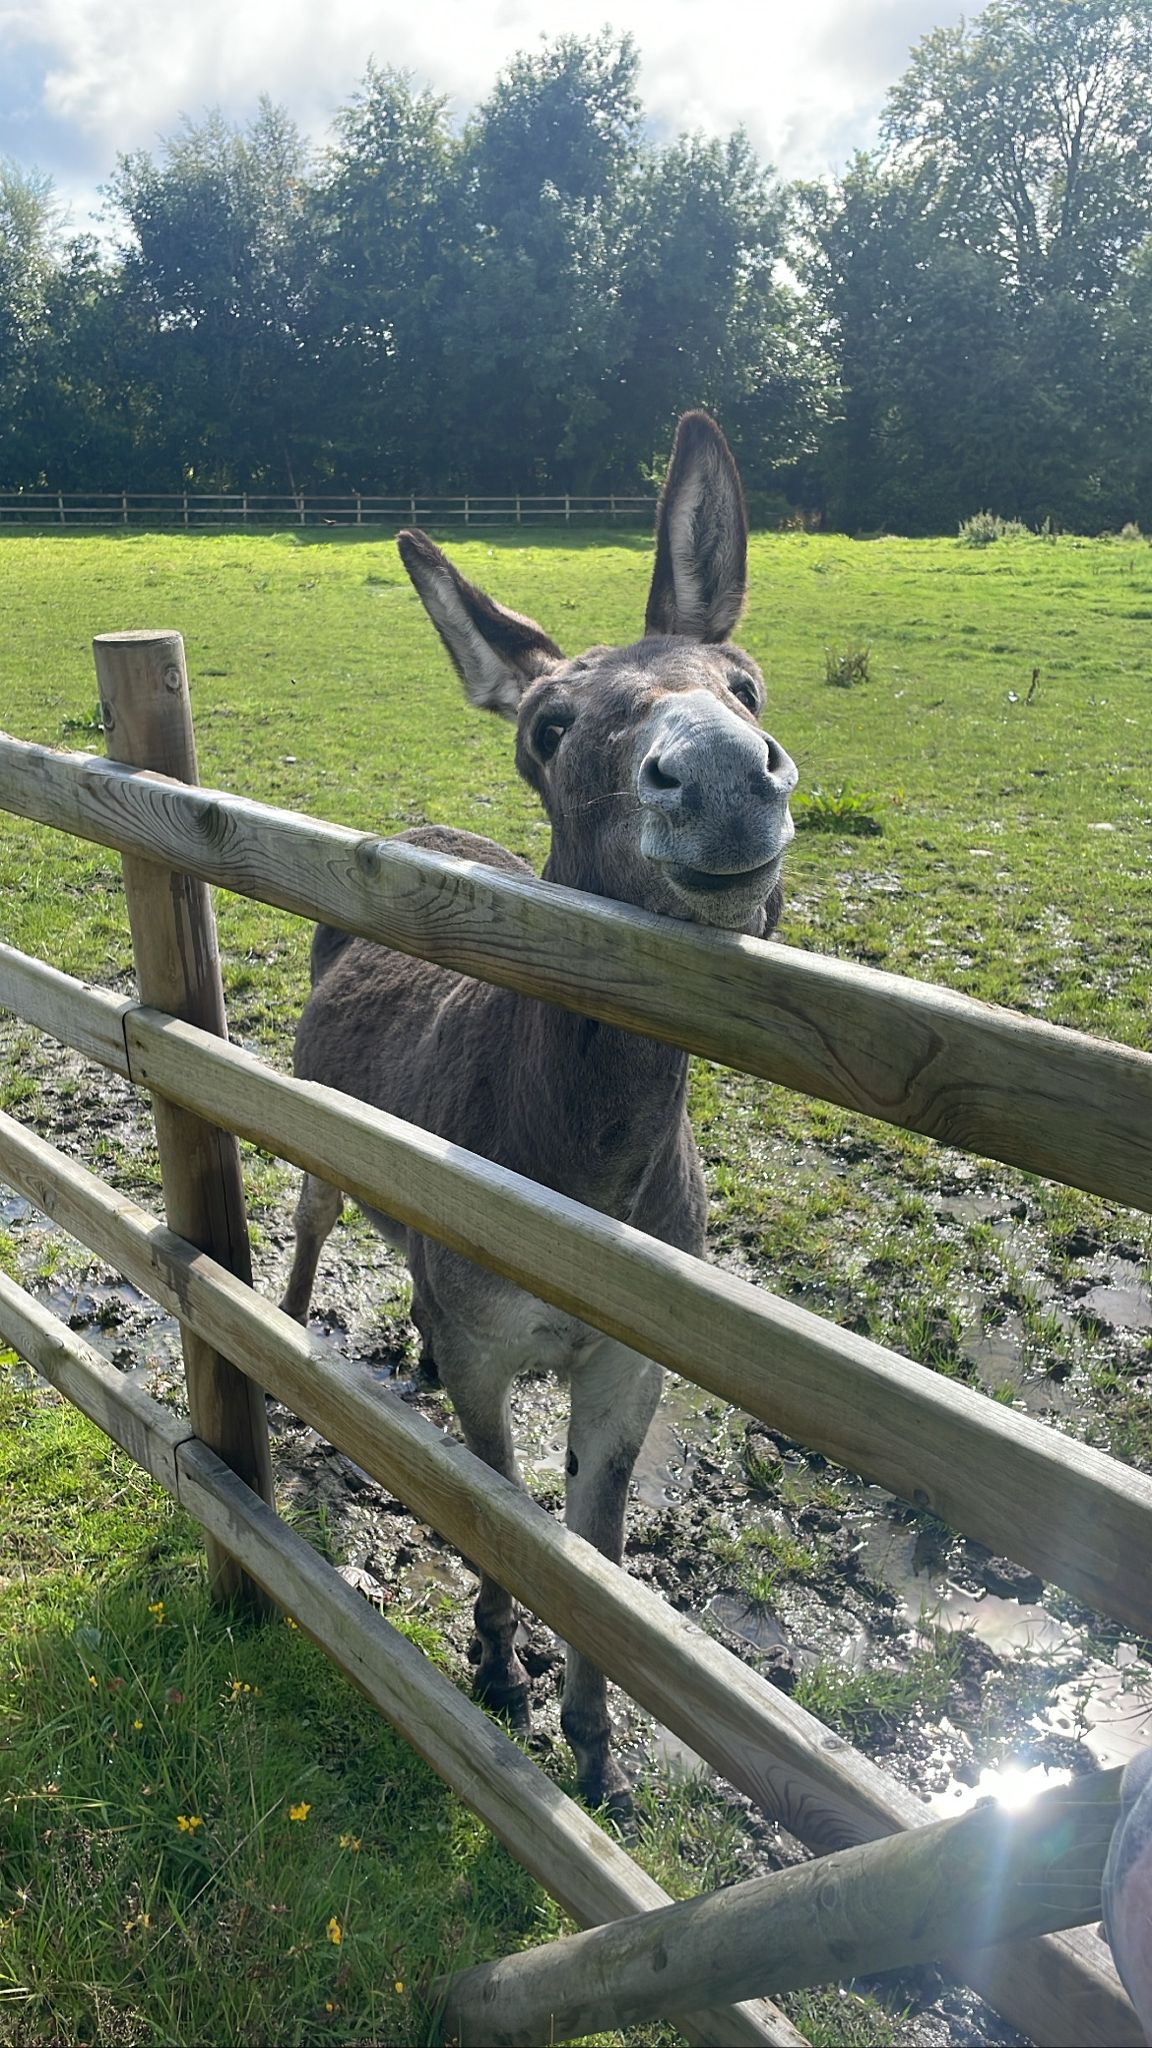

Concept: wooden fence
[[0, 630, 1149, 2045], [0, 489, 655, 530]]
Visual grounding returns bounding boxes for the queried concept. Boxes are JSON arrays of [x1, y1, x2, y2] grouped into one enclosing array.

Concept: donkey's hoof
[[474, 1674, 532, 1736], [577, 1755, 634, 1821]]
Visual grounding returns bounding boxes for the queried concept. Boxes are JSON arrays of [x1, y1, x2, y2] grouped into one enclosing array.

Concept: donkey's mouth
[[664, 856, 782, 897]]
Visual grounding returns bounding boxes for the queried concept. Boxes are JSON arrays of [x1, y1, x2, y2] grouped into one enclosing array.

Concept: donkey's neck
[[481, 831, 691, 1221], [506, 991, 691, 1222]]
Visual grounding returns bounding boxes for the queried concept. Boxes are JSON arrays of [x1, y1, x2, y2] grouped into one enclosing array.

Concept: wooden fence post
[[436, 1765, 1126, 2047], [93, 630, 275, 1606]]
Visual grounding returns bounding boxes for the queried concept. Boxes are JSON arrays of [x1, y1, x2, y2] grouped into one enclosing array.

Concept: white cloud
[[0, 0, 973, 229]]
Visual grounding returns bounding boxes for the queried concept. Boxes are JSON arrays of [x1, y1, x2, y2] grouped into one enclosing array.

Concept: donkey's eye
[[727, 674, 760, 713], [532, 716, 571, 762]]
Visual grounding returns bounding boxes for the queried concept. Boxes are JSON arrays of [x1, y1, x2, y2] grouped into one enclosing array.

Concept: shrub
[[1119, 521, 1144, 542], [957, 510, 1030, 546], [823, 642, 871, 688]]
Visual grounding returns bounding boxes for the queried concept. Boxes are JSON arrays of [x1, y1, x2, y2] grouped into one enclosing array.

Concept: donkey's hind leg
[[280, 1173, 344, 1324], [563, 1340, 662, 1813]]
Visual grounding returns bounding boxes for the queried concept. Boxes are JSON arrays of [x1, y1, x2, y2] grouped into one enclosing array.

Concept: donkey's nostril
[[639, 752, 681, 796]]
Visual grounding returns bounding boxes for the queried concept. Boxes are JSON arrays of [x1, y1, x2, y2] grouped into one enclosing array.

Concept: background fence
[[0, 490, 656, 530], [0, 629, 1149, 2045]]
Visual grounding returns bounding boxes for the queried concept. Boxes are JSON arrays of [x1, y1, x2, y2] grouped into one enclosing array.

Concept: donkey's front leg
[[444, 1348, 532, 1730], [563, 1342, 662, 1813]]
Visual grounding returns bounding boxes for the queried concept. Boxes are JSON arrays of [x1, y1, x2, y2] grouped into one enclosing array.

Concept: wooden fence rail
[[0, 489, 655, 529], [438, 1765, 1126, 2047], [0, 1272, 791, 2048], [0, 1095, 1135, 2047], [4, 942, 1152, 1641], [1, 731, 1151, 1213]]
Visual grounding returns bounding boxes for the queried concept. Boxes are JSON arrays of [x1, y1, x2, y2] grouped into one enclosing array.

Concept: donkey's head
[[397, 412, 796, 936]]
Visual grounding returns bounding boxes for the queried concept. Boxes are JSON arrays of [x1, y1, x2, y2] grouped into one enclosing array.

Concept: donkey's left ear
[[398, 529, 563, 719], [645, 412, 748, 642]]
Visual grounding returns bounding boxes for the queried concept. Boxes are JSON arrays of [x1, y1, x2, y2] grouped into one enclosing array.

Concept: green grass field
[[1, 523, 1151, 2046]]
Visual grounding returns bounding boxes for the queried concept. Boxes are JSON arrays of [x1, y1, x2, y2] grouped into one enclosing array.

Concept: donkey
[[281, 412, 798, 1809]]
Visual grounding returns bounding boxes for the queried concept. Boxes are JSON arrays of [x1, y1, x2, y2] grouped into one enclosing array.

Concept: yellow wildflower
[[394, 1981, 404, 1995], [288, 1801, 311, 1823], [147, 1601, 164, 1625], [338, 1833, 361, 1851], [87, 1675, 98, 1689], [326, 1917, 342, 1946], [285, 1616, 299, 1630], [176, 1814, 203, 1833], [132, 1720, 143, 1731]]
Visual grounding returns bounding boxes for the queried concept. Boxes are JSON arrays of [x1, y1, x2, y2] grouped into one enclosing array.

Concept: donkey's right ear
[[398, 530, 563, 720], [644, 412, 748, 642]]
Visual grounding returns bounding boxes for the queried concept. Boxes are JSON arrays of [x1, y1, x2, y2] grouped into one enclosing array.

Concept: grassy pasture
[[1, 522, 1150, 1035], [1, 524, 1151, 2045]]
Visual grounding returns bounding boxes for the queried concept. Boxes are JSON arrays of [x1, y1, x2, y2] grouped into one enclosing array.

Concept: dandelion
[[326, 1917, 342, 1946], [132, 1720, 143, 1731], [176, 1814, 203, 1833], [338, 1834, 361, 1851], [289, 1801, 311, 1823], [394, 1981, 404, 1995]]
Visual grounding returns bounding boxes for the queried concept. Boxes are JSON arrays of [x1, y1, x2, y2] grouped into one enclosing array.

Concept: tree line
[[3, 0, 1152, 533]]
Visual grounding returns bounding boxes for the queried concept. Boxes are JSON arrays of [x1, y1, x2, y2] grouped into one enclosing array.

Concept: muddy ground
[[2, 1021, 1150, 2046]]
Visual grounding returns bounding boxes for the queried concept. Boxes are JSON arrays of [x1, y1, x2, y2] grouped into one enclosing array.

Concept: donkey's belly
[[484, 1284, 609, 1379]]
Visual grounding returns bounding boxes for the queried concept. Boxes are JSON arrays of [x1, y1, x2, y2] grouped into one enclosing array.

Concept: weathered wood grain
[[0, 1274, 796, 2048], [0, 1105, 1135, 2046], [93, 634, 274, 1603], [128, 1007, 1152, 1638], [0, 944, 133, 1075], [1, 728, 1150, 1210], [3, 942, 1148, 1640], [437, 1765, 1125, 2046]]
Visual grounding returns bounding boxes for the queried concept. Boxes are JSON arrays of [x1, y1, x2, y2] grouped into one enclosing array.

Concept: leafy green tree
[[617, 131, 817, 495], [316, 66, 458, 485], [442, 32, 643, 487], [885, 0, 1152, 301], [805, 0, 1152, 529], [109, 99, 323, 488], [0, 160, 60, 481]]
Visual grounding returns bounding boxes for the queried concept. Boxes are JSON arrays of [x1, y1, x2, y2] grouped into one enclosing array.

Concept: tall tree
[[805, 0, 1152, 529], [0, 160, 60, 480], [317, 66, 457, 484], [444, 32, 644, 487], [614, 130, 810, 492], [110, 100, 322, 488], [885, 0, 1152, 300]]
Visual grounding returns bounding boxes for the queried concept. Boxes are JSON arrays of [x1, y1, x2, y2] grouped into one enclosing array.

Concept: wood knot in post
[[163, 664, 183, 694], [355, 837, 383, 877]]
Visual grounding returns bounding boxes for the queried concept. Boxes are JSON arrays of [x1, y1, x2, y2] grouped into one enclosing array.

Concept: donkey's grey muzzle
[[636, 690, 796, 877]]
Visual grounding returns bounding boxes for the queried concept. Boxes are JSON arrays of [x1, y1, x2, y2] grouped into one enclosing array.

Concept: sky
[[0, 0, 973, 235]]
